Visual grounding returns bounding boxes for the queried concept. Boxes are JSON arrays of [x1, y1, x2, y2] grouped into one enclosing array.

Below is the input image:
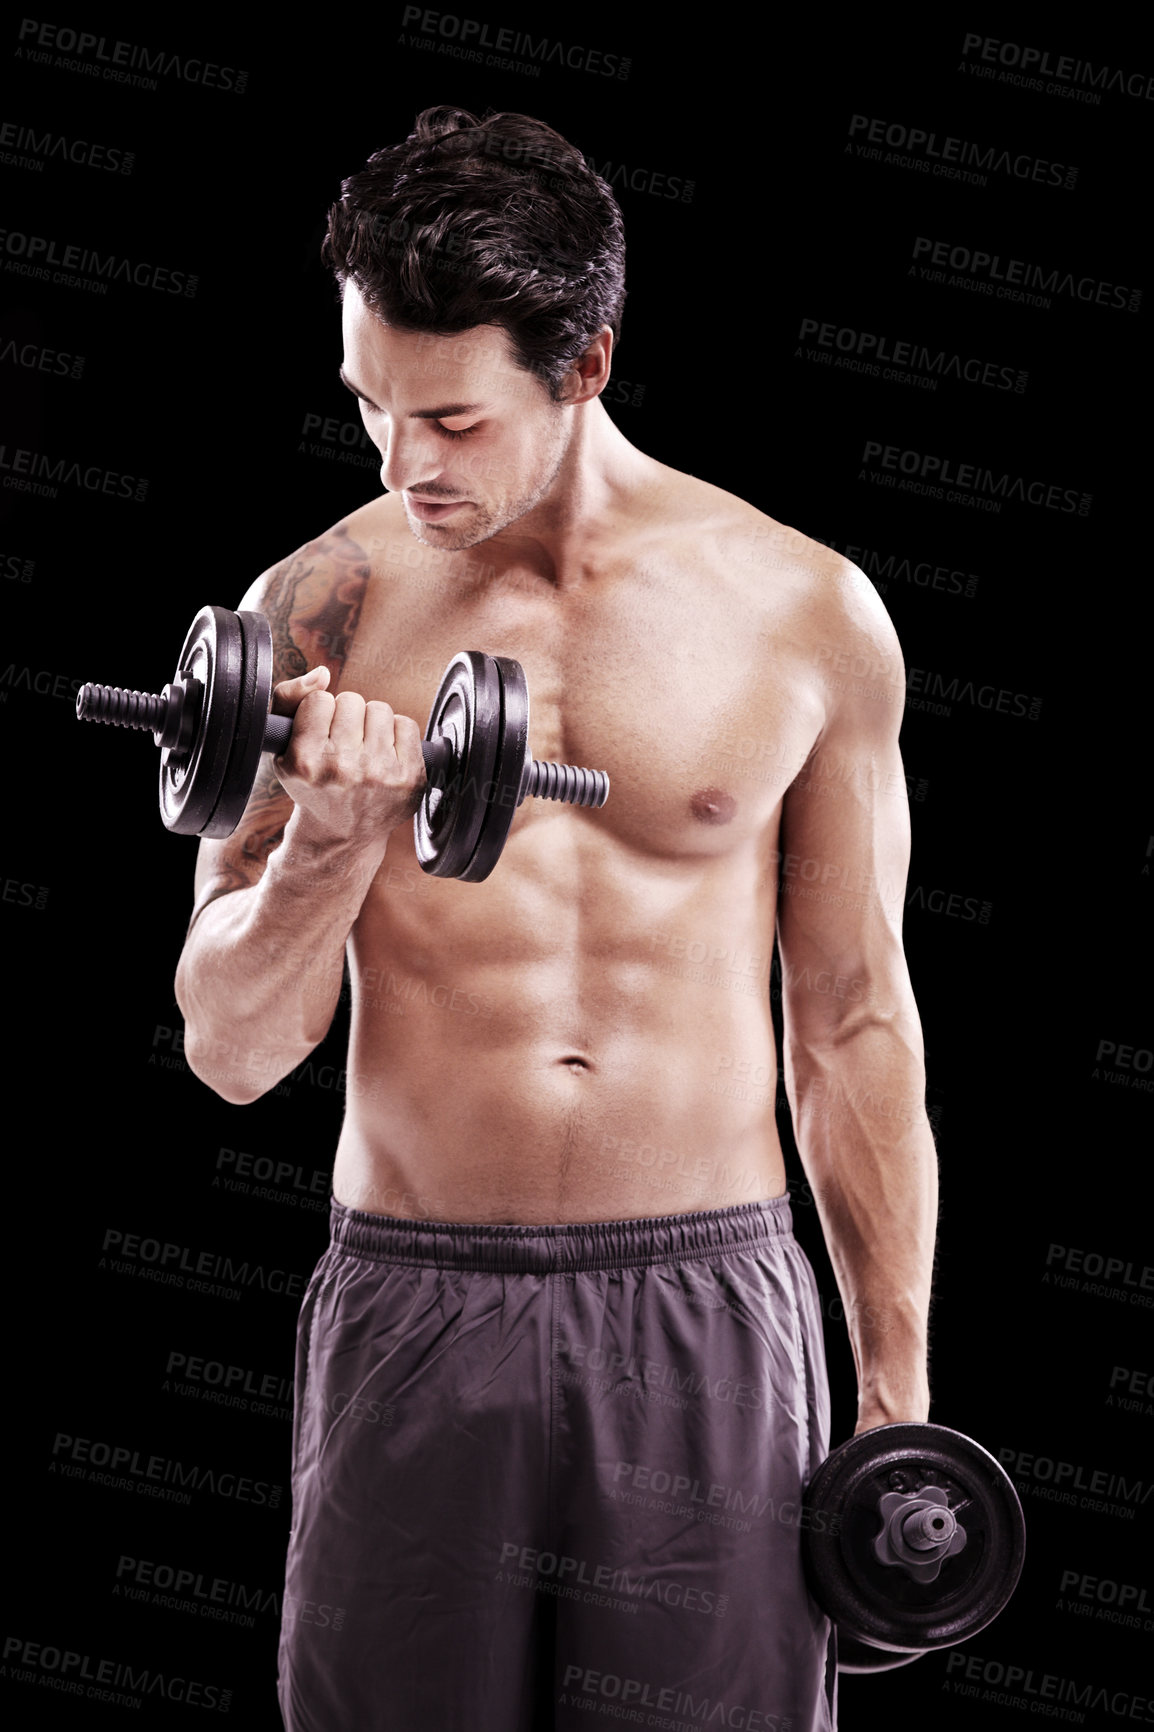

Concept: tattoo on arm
[[262, 524, 372, 690], [185, 527, 371, 939], [242, 760, 290, 853]]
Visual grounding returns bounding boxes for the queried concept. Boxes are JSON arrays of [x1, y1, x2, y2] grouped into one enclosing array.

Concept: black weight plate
[[415, 652, 502, 879], [203, 610, 276, 838], [802, 1423, 1025, 1655], [461, 656, 530, 883], [836, 1632, 921, 1675], [159, 606, 242, 836]]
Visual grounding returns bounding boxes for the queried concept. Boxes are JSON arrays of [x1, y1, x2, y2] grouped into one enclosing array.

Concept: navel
[[690, 787, 737, 825]]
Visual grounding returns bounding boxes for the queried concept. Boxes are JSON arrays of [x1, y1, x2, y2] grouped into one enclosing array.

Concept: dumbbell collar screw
[[873, 1486, 967, 1583]]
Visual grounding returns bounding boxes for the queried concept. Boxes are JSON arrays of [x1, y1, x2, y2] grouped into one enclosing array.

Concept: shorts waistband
[[326, 1193, 795, 1273]]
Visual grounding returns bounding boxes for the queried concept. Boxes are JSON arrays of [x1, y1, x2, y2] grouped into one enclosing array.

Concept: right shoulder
[[238, 501, 391, 689]]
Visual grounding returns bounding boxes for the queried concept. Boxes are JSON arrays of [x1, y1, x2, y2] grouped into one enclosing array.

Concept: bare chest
[[342, 556, 823, 861]]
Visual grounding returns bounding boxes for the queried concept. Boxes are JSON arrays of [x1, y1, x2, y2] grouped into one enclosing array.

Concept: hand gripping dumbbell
[[75, 604, 609, 882], [801, 1423, 1026, 1674]]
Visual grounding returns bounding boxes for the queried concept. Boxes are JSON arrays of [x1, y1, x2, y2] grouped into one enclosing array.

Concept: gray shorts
[[277, 1193, 837, 1730]]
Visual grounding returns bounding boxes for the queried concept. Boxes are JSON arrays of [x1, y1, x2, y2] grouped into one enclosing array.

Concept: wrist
[[278, 806, 392, 877], [854, 1367, 931, 1434]]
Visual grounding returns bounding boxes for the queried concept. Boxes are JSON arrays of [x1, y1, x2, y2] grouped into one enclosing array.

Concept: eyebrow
[[338, 366, 484, 420]]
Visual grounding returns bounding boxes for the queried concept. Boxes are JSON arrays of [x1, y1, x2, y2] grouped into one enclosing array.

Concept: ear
[[559, 326, 614, 404]]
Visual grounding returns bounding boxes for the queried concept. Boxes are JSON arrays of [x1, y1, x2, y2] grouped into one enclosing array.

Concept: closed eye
[[355, 397, 477, 440]]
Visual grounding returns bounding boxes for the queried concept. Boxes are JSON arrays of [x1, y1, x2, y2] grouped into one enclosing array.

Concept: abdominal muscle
[[331, 824, 787, 1226]]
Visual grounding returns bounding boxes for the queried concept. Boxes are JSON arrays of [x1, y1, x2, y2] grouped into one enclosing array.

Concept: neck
[[489, 399, 652, 586]]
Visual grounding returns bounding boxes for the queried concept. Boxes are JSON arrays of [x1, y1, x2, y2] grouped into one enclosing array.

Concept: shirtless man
[[175, 106, 936, 1732]]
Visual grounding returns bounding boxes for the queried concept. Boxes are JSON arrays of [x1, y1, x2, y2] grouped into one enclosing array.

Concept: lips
[[407, 496, 468, 522]]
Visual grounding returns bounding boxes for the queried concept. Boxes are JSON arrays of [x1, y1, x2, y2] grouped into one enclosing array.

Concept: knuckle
[[287, 748, 318, 781], [300, 691, 335, 722]]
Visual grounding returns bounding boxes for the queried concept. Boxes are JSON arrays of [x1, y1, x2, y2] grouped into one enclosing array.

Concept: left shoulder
[[693, 491, 906, 738], [681, 474, 899, 638], [632, 461, 904, 689]]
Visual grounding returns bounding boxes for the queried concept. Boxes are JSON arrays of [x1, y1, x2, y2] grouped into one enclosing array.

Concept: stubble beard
[[404, 417, 571, 554]]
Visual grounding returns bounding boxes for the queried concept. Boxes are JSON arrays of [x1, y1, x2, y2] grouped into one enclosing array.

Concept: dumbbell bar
[[801, 1423, 1026, 1675], [76, 605, 609, 882]]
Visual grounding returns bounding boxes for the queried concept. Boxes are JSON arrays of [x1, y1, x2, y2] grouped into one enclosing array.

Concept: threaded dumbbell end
[[901, 1505, 958, 1552], [77, 683, 167, 731], [523, 760, 610, 808]]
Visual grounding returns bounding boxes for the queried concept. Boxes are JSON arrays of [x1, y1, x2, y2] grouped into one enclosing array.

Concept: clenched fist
[[270, 665, 426, 850]]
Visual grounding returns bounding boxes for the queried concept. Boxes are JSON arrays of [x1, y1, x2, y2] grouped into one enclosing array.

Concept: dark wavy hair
[[322, 105, 626, 401]]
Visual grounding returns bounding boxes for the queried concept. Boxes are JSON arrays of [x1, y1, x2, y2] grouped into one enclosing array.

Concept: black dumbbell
[[75, 604, 609, 882], [801, 1423, 1026, 1674]]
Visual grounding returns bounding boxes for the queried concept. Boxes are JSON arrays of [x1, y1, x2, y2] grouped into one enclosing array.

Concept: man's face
[[340, 279, 572, 552]]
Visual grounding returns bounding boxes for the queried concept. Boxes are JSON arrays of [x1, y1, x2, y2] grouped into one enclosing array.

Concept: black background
[[3, 8, 1150, 1726]]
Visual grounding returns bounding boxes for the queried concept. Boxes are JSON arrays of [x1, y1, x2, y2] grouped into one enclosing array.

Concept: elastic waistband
[[326, 1193, 795, 1273]]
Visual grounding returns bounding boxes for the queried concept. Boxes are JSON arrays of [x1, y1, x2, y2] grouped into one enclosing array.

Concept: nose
[[376, 419, 446, 497]]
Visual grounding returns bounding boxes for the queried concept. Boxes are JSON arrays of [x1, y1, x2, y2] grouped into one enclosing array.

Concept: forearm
[[786, 1019, 938, 1429], [175, 811, 387, 1103]]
